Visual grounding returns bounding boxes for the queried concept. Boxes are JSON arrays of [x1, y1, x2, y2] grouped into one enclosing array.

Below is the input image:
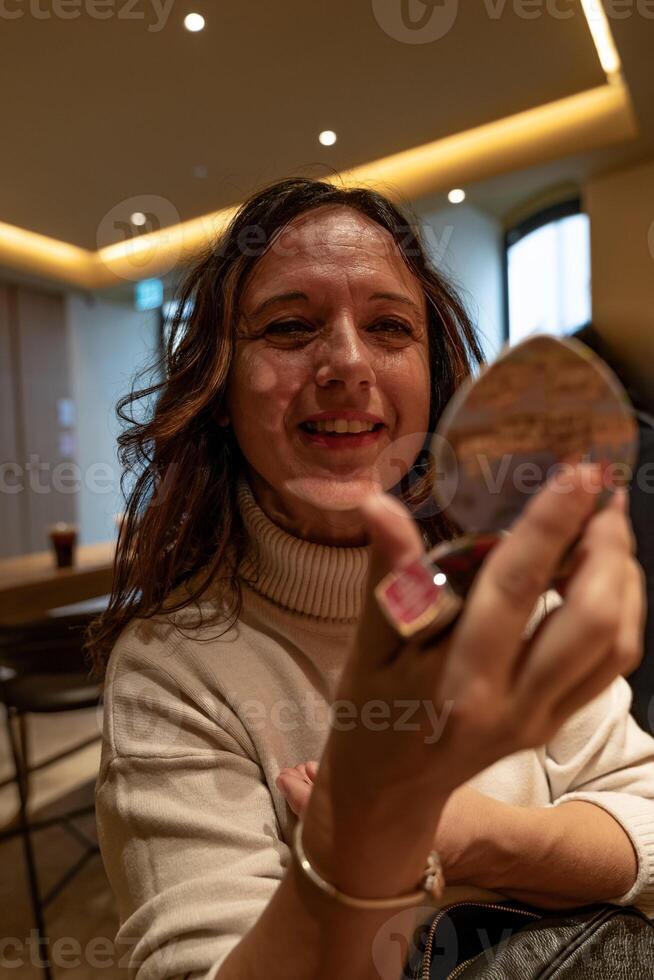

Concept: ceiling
[[0, 1, 652, 276]]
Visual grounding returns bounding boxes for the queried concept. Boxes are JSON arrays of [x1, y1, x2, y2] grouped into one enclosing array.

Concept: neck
[[236, 475, 371, 620], [246, 467, 372, 547]]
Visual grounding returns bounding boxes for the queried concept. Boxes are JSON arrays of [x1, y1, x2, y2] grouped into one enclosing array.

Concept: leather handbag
[[402, 899, 654, 979]]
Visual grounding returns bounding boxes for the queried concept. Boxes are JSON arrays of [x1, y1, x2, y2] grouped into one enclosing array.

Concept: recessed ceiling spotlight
[[193, 164, 208, 179], [130, 211, 147, 227], [184, 12, 205, 32], [447, 188, 466, 204], [319, 130, 337, 146]]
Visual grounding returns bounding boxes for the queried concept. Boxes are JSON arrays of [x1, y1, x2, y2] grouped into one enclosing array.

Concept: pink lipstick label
[[379, 558, 444, 628]]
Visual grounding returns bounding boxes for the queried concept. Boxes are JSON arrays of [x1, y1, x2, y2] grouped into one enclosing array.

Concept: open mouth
[[299, 421, 384, 435], [297, 420, 386, 450]]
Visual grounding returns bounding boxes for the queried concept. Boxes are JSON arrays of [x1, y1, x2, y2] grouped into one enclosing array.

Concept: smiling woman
[[89, 177, 654, 980], [225, 205, 434, 544], [86, 176, 482, 667]]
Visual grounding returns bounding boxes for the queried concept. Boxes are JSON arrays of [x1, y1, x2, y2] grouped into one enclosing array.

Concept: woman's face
[[225, 205, 431, 545]]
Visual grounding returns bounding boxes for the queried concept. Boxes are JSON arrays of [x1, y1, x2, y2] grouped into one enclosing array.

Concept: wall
[[66, 294, 159, 546], [584, 157, 654, 410], [0, 283, 76, 557], [0, 285, 22, 558], [412, 201, 505, 362]]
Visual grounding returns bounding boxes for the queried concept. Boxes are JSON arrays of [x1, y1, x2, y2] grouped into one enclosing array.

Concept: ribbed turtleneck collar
[[236, 477, 370, 622]]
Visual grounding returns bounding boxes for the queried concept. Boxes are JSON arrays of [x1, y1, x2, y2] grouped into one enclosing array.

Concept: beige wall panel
[[15, 287, 76, 553], [0, 285, 27, 557], [585, 158, 654, 410]]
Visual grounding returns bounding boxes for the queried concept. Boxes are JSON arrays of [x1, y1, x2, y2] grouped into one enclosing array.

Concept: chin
[[282, 474, 388, 512]]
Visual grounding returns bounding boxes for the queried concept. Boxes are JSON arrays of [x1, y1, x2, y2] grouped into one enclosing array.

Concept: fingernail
[[575, 462, 604, 490], [609, 487, 628, 511], [551, 462, 603, 496]]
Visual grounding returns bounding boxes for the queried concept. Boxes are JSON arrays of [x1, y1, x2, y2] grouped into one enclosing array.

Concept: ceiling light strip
[[92, 83, 634, 287], [579, 0, 622, 79], [0, 81, 635, 289], [339, 80, 634, 205], [0, 220, 96, 288]]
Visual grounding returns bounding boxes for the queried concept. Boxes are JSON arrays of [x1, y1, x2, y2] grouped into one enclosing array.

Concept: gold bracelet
[[292, 817, 445, 909]]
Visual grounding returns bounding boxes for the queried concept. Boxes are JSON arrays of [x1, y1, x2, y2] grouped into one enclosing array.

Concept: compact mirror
[[431, 335, 638, 534], [376, 335, 639, 641]]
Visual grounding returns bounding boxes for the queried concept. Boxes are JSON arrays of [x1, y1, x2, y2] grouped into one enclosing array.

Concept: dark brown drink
[[48, 523, 78, 568]]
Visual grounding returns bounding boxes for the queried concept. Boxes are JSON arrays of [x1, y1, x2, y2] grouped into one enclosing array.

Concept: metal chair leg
[[4, 707, 53, 980]]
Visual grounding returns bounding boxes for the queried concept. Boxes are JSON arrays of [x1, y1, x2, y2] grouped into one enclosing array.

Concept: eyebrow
[[246, 291, 309, 319], [369, 291, 423, 315], [246, 289, 423, 319]]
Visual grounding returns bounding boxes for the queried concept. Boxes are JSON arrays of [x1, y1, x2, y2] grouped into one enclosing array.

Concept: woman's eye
[[369, 319, 413, 335], [264, 320, 314, 337]]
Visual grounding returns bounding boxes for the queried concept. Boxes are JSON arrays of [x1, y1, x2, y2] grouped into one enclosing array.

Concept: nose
[[314, 316, 376, 391]]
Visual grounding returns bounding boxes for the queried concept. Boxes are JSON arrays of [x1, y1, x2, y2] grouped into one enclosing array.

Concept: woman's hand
[[278, 761, 504, 883], [280, 758, 640, 907], [300, 465, 644, 899], [276, 761, 319, 817]]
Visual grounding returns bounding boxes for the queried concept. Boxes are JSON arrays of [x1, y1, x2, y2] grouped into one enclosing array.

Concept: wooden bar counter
[[0, 542, 115, 625]]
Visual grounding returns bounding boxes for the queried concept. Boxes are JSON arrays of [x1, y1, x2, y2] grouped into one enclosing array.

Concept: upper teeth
[[304, 419, 379, 433]]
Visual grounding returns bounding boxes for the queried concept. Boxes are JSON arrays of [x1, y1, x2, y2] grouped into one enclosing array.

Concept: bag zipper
[[417, 901, 541, 980]]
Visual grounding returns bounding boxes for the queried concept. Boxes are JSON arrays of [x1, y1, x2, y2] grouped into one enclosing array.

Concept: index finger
[[449, 463, 605, 682]]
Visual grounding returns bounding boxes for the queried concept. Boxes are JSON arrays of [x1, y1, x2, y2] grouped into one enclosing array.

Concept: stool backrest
[[0, 614, 95, 676]]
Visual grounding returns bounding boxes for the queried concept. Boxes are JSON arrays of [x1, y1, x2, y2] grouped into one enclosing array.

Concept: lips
[[297, 410, 388, 449], [297, 424, 386, 451], [302, 409, 384, 422], [301, 419, 383, 434]]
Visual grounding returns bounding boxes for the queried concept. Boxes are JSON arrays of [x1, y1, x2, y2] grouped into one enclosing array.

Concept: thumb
[[305, 760, 319, 781], [354, 491, 426, 666]]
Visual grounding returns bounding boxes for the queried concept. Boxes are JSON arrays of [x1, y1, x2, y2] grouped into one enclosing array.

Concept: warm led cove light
[[579, 0, 621, 78]]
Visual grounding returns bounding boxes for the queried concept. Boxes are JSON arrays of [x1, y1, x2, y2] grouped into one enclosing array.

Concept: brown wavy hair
[[85, 176, 484, 675]]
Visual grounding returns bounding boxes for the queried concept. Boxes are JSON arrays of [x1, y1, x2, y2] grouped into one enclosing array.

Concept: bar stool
[[0, 614, 103, 980]]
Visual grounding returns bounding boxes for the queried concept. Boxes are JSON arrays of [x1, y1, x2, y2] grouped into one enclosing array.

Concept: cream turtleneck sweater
[[96, 478, 654, 980]]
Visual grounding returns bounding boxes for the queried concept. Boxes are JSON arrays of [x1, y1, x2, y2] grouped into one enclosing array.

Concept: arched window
[[505, 198, 591, 345]]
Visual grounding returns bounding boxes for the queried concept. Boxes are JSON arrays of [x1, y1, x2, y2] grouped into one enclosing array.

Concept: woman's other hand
[[278, 761, 509, 884], [276, 761, 319, 817], [300, 464, 644, 898]]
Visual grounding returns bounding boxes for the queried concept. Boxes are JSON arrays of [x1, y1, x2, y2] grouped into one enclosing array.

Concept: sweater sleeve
[[544, 675, 654, 916], [96, 640, 289, 980]]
